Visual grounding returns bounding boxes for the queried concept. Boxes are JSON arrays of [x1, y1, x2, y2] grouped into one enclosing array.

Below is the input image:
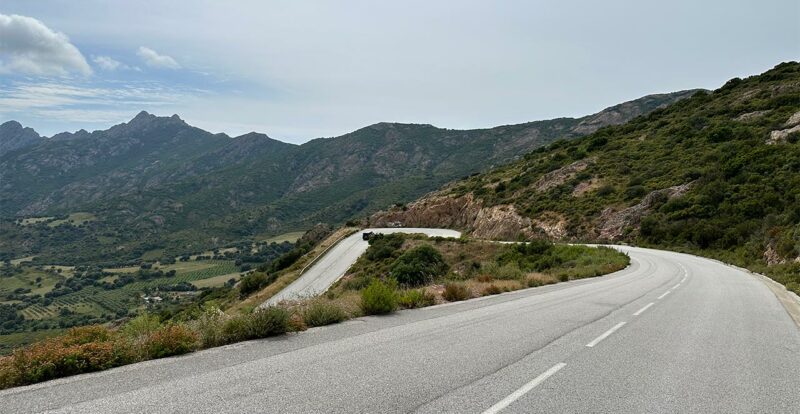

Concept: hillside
[[0, 90, 696, 264], [370, 62, 800, 293]]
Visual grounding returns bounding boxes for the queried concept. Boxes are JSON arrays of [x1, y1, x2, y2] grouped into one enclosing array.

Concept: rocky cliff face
[[0, 121, 42, 157], [370, 192, 560, 240]]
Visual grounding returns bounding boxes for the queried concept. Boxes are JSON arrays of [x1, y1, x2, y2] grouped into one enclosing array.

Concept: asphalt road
[[2, 246, 799, 413], [262, 228, 461, 307]]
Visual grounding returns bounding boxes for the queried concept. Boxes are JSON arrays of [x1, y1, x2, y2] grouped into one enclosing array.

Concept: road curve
[[261, 228, 461, 307], [2, 246, 799, 413]]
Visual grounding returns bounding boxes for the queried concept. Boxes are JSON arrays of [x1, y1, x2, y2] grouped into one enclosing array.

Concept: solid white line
[[658, 290, 671, 299], [633, 302, 655, 316], [586, 322, 626, 347], [673, 283, 681, 289], [482, 363, 566, 414]]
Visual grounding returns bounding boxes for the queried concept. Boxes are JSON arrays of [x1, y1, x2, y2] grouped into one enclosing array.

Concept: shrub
[[122, 313, 161, 339], [390, 244, 449, 286], [142, 324, 198, 359], [0, 357, 19, 389], [476, 274, 494, 283], [365, 234, 404, 261], [221, 315, 251, 343], [483, 284, 503, 295], [303, 301, 348, 327], [481, 262, 524, 280], [9, 326, 134, 385], [192, 309, 228, 348], [238, 272, 270, 297], [398, 289, 436, 309], [248, 307, 291, 337], [361, 279, 398, 315], [342, 273, 372, 290], [443, 283, 472, 302]]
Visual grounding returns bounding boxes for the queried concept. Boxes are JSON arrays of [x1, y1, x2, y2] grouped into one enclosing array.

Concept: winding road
[[1, 245, 799, 413], [262, 228, 461, 307]]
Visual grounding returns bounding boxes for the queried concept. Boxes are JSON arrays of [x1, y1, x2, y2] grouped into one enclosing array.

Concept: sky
[[0, 1, 798, 143]]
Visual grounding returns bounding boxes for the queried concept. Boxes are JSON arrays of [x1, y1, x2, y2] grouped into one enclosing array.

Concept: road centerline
[[586, 322, 626, 347], [481, 363, 566, 414], [633, 302, 655, 316]]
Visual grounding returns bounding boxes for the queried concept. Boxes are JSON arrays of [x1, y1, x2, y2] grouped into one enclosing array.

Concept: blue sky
[[0, 0, 798, 143]]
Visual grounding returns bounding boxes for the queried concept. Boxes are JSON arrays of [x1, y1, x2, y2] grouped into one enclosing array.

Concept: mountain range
[[1, 90, 698, 264]]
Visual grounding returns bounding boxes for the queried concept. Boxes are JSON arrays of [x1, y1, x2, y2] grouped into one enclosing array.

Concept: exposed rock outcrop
[[370, 193, 533, 240], [530, 158, 593, 193], [766, 110, 800, 144], [596, 183, 692, 241]]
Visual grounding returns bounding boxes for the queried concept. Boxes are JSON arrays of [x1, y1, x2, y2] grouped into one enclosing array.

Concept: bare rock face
[[370, 192, 570, 240], [596, 183, 692, 241], [369, 193, 531, 240], [735, 110, 771, 122], [530, 158, 593, 193], [766, 110, 800, 144]]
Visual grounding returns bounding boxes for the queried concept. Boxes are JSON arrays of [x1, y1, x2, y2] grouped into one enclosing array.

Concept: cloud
[[92, 55, 126, 71], [0, 13, 91, 76], [136, 46, 180, 69]]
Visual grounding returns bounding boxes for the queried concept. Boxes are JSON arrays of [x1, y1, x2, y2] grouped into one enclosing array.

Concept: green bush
[[7, 326, 134, 386], [397, 289, 436, 309], [142, 324, 198, 358], [481, 262, 524, 280], [238, 272, 270, 297], [247, 307, 291, 338], [366, 233, 405, 261], [122, 313, 161, 339], [303, 301, 348, 327], [221, 315, 251, 343], [390, 244, 449, 286], [443, 283, 472, 302], [361, 279, 398, 315], [192, 309, 227, 348]]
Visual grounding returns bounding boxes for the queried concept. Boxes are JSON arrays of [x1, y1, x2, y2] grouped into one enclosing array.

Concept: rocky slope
[[0, 121, 42, 157]]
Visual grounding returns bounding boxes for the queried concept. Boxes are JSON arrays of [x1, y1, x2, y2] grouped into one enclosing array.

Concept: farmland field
[[1, 259, 239, 337], [47, 212, 97, 227]]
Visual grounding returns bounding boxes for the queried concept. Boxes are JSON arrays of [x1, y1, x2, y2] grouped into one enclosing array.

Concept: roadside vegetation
[[0, 232, 628, 390]]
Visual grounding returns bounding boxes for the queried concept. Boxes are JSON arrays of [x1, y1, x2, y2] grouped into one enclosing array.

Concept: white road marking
[[586, 322, 626, 347], [633, 302, 655, 316], [658, 290, 671, 299], [482, 363, 566, 414], [673, 283, 681, 289]]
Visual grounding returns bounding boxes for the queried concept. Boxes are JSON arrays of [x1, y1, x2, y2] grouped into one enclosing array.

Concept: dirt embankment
[[369, 193, 567, 241]]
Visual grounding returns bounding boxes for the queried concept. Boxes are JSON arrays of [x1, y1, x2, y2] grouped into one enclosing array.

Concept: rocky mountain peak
[[0, 120, 42, 156]]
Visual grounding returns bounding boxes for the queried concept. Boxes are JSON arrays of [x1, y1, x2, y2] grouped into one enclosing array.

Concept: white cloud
[[136, 46, 180, 69], [0, 13, 91, 76], [92, 55, 126, 71]]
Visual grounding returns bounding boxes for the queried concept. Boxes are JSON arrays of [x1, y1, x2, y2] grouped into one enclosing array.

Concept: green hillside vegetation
[[436, 62, 800, 293]]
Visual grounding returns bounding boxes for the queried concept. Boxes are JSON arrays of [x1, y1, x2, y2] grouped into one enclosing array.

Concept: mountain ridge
[[1, 89, 700, 264]]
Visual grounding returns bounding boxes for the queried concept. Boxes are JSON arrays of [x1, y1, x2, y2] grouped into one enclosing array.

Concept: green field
[[47, 212, 97, 227], [2, 260, 239, 342], [191, 272, 242, 288], [17, 216, 54, 226], [261, 231, 306, 244]]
